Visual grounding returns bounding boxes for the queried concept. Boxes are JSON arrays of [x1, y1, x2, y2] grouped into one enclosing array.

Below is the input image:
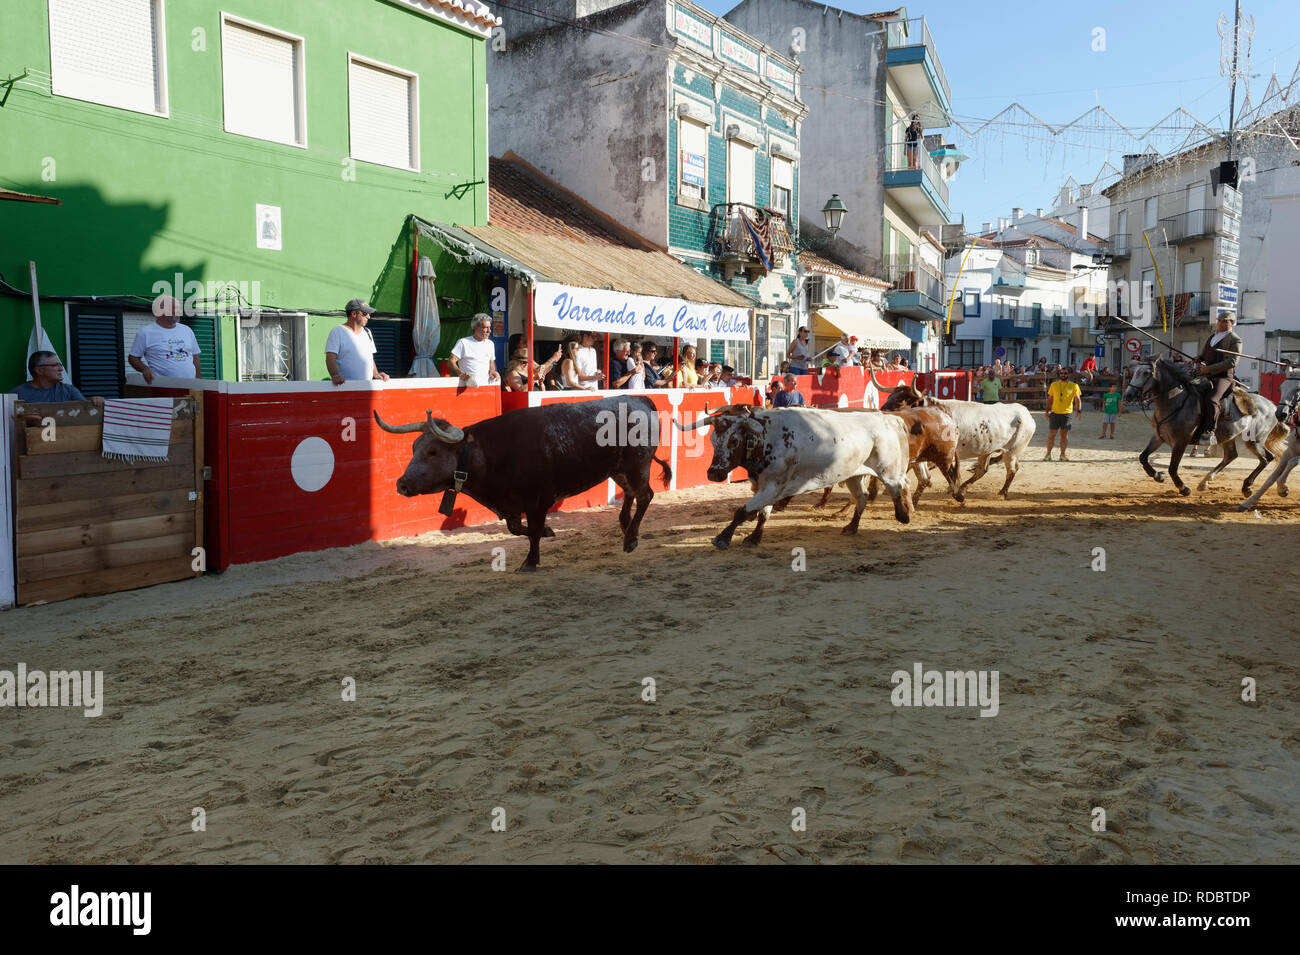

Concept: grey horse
[[1125, 357, 1289, 497], [1239, 383, 1300, 511]]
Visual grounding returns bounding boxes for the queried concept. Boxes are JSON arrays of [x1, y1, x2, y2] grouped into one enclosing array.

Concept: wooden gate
[[11, 396, 203, 606]]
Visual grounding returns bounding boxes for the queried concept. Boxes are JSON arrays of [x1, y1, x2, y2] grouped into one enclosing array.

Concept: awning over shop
[[412, 213, 754, 340], [814, 303, 912, 350]]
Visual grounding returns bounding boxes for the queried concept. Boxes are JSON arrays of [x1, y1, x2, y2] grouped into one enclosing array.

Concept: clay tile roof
[[463, 153, 751, 308], [426, 0, 500, 30], [799, 251, 891, 287]]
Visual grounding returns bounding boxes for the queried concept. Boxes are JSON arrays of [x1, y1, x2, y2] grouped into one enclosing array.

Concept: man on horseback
[[1196, 313, 1242, 442]]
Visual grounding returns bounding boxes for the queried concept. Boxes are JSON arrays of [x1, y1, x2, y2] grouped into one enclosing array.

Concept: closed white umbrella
[[25, 262, 63, 382], [409, 255, 441, 377]]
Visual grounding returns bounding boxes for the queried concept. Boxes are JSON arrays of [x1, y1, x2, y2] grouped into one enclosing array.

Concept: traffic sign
[[1216, 283, 1238, 306], [1125, 337, 1142, 355], [1094, 345, 1105, 358], [994, 346, 1006, 358]]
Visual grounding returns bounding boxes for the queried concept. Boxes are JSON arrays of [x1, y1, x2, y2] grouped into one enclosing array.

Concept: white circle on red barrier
[[291, 437, 335, 492], [938, 379, 954, 398]]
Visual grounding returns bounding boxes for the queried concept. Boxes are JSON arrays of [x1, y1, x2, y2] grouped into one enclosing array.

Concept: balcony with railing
[[990, 270, 1026, 291], [1152, 290, 1212, 324], [884, 17, 951, 117], [708, 202, 795, 282], [1110, 233, 1131, 257], [883, 140, 950, 224], [1158, 209, 1214, 243], [883, 256, 947, 321]]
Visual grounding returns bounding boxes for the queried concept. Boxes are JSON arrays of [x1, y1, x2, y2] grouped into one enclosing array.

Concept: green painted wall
[[1, 0, 488, 388]]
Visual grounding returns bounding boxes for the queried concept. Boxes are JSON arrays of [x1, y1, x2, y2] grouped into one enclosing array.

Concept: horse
[[1124, 357, 1289, 497], [1238, 383, 1300, 511]]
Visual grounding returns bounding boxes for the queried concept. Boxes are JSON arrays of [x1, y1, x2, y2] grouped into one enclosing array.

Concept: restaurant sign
[[533, 282, 752, 341]]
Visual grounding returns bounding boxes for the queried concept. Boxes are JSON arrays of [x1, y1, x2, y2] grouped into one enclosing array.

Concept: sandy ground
[[2, 411, 1298, 864]]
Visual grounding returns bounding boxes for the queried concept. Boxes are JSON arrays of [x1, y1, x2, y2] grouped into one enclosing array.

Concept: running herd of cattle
[[373, 370, 1037, 571]]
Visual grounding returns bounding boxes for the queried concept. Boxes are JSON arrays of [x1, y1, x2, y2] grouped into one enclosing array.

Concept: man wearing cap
[[129, 295, 201, 383], [1196, 312, 1242, 440], [448, 313, 501, 387], [326, 299, 390, 385]]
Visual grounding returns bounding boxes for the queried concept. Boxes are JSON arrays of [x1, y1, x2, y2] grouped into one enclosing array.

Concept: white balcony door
[[1186, 182, 1205, 235], [1183, 260, 1202, 315], [1117, 210, 1128, 252], [727, 140, 754, 207]]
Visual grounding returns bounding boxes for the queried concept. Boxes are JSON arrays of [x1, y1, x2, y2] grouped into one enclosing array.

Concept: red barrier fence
[[151, 378, 759, 571]]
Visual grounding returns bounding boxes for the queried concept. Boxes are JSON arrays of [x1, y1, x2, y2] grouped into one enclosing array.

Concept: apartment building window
[[1141, 267, 1155, 315], [1025, 249, 1039, 266], [951, 340, 982, 367], [771, 156, 793, 217], [1143, 196, 1157, 231], [348, 55, 418, 171], [727, 139, 755, 207], [768, 315, 787, 378], [1051, 348, 1061, 365], [963, 290, 980, 317], [238, 312, 308, 380], [1009, 302, 1019, 323], [1031, 303, 1042, 324], [222, 16, 306, 147], [48, 0, 168, 115], [678, 119, 708, 205]]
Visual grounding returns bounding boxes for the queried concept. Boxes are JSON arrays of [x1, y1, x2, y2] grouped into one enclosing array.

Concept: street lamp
[[822, 194, 847, 236]]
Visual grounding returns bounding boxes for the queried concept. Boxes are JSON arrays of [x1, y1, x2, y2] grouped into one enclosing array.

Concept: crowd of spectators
[[499, 334, 748, 392]]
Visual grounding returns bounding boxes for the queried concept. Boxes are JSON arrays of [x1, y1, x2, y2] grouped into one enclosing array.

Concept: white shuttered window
[[727, 140, 754, 207], [349, 56, 418, 171], [48, 0, 167, 115], [222, 17, 305, 146]]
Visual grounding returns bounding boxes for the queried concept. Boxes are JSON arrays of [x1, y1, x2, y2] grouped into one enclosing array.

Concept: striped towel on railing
[[101, 398, 173, 463]]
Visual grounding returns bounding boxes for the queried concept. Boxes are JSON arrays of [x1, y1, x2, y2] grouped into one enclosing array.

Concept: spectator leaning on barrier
[[12, 350, 104, 408], [772, 373, 806, 407], [641, 341, 666, 388], [448, 313, 501, 387], [606, 339, 637, 389], [129, 295, 201, 383], [326, 298, 390, 386], [787, 326, 813, 374], [980, 367, 1002, 404]]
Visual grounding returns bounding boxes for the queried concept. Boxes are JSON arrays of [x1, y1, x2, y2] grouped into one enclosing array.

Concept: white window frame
[[347, 52, 419, 172], [726, 138, 755, 208], [47, 0, 169, 117], [235, 311, 309, 381], [677, 117, 709, 208], [220, 12, 308, 148], [1143, 196, 1158, 231], [771, 155, 793, 218]]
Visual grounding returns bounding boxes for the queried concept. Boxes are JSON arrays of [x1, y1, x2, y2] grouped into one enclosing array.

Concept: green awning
[[411, 215, 549, 285]]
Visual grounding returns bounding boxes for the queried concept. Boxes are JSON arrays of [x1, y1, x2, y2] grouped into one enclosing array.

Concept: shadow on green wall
[[1, 182, 205, 387]]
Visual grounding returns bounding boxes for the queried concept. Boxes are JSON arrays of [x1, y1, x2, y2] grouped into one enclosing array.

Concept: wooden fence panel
[[11, 397, 202, 606]]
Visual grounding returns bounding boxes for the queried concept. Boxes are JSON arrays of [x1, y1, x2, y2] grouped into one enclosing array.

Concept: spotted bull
[[374, 396, 671, 571], [675, 404, 912, 549], [873, 371, 1036, 498]]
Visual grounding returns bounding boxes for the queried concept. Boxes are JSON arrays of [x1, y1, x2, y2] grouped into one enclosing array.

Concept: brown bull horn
[[373, 409, 428, 434], [868, 368, 896, 393], [428, 417, 465, 443]]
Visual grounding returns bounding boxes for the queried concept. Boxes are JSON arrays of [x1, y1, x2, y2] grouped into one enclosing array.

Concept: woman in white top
[[560, 340, 594, 391], [787, 326, 813, 374]]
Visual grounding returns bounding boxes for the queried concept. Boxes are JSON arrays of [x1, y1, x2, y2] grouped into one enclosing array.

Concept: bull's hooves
[[897, 515, 912, 524], [711, 537, 731, 551], [541, 527, 556, 538], [518, 564, 539, 573], [840, 526, 859, 536], [623, 539, 638, 553], [1179, 486, 1192, 497], [1240, 487, 1252, 497], [1154, 473, 1166, 482], [743, 536, 761, 547], [1279, 486, 1290, 497], [1236, 504, 1250, 512]]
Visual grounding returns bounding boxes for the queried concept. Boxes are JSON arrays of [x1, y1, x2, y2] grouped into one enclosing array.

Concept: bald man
[[129, 295, 201, 383]]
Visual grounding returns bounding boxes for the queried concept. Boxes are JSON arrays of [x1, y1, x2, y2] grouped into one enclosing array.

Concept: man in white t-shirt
[[449, 314, 500, 387], [576, 329, 605, 387], [831, 334, 858, 365], [326, 299, 391, 385], [129, 295, 202, 383]]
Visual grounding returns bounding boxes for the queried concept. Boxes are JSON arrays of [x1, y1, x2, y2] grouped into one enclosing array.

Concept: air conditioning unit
[[808, 274, 840, 308]]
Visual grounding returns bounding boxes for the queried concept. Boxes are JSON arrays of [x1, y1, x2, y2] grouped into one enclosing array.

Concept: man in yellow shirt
[[1043, 366, 1082, 461]]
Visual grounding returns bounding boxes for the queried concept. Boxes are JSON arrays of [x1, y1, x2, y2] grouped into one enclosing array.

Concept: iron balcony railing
[[1146, 290, 1212, 324], [884, 17, 951, 111], [1110, 233, 1131, 257], [882, 256, 944, 304], [1158, 209, 1215, 242], [883, 140, 950, 209], [709, 202, 794, 268]]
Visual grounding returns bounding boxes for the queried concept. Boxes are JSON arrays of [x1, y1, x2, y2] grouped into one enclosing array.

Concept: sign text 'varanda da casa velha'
[[533, 283, 752, 342]]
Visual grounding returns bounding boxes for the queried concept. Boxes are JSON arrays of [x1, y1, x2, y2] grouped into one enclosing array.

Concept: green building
[[1, 0, 498, 393]]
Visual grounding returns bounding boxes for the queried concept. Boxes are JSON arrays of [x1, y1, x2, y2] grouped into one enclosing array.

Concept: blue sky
[[698, 0, 1300, 231]]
